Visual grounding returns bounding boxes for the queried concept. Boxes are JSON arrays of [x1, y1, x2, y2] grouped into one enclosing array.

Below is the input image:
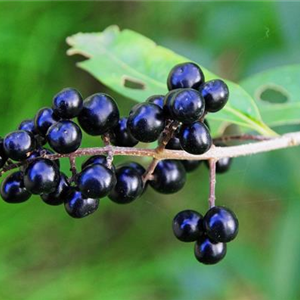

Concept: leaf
[[66, 25, 275, 136], [240, 64, 300, 127]]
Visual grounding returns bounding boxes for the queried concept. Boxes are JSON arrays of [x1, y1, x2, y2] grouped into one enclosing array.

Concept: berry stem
[[69, 155, 77, 182], [102, 133, 114, 168], [213, 134, 270, 143], [208, 158, 217, 208]]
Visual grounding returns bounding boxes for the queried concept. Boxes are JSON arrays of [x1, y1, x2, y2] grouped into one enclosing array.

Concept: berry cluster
[[0, 62, 236, 265]]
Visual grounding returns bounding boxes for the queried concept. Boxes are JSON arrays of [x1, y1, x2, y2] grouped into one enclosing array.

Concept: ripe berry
[[128, 103, 165, 143], [78, 164, 116, 198], [0, 171, 31, 203], [18, 119, 37, 135], [52, 88, 83, 118], [0, 138, 8, 168], [41, 173, 70, 206], [108, 166, 143, 204], [204, 206, 239, 243], [216, 157, 232, 174], [3, 130, 36, 161], [46, 120, 82, 154], [179, 121, 212, 155], [64, 188, 99, 218], [194, 236, 227, 265], [121, 162, 145, 176], [146, 95, 164, 109], [23, 148, 60, 169], [167, 62, 205, 91], [168, 89, 205, 124], [110, 117, 138, 147], [78, 93, 119, 136], [163, 89, 181, 118], [199, 79, 229, 112], [81, 155, 113, 171], [24, 158, 60, 194], [35, 107, 60, 136], [150, 160, 186, 194], [172, 210, 204, 242]]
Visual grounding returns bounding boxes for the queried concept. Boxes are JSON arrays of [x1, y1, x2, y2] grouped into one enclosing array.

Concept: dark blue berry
[[121, 162, 146, 176], [78, 164, 116, 198], [81, 155, 113, 171], [52, 88, 83, 118], [110, 117, 138, 147], [35, 107, 60, 136], [216, 157, 232, 174], [108, 166, 143, 204], [46, 120, 82, 154], [41, 173, 70, 206], [204, 206, 239, 243], [24, 158, 60, 194], [0, 171, 31, 203], [64, 188, 99, 218], [18, 119, 37, 135], [3, 130, 36, 161], [23, 148, 60, 169], [163, 89, 182, 118], [150, 160, 186, 194], [199, 79, 229, 112], [194, 236, 227, 265], [167, 62, 205, 91], [179, 122, 212, 155], [168, 89, 205, 124], [0, 138, 8, 168], [172, 210, 204, 242], [78, 93, 119, 136], [146, 95, 164, 109], [128, 103, 165, 143]]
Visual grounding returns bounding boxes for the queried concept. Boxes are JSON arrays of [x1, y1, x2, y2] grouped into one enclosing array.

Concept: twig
[[69, 155, 77, 183], [102, 132, 114, 168], [208, 158, 217, 208], [213, 134, 270, 143]]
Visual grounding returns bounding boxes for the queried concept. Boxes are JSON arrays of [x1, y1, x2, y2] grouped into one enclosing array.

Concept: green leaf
[[240, 64, 300, 127], [66, 25, 275, 136]]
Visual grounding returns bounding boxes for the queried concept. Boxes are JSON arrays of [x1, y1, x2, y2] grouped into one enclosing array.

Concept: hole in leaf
[[122, 76, 146, 90], [258, 85, 289, 104]]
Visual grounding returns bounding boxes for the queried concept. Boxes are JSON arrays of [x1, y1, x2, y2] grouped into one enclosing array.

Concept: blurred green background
[[0, 2, 300, 300]]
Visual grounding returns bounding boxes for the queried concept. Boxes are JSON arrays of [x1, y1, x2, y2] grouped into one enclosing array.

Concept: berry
[[46, 120, 82, 154], [167, 62, 205, 91], [199, 79, 229, 112], [172, 210, 204, 242], [128, 103, 165, 143], [41, 173, 70, 206], [168, 89, 205, 124], [204, 206, 239, 243], [18, 119, 37, 135], [108, 166, 143, 204], [179, 121, 212, 155], [163, 89, 181, 118], [146, 95, 164, 109], [64, 188, 99, 218], [23, 148, 60, 169], [23, 158, 60, 194], [216, 157, 232, 174], [110, 117, 138, 147], [0, 171, 31, 203], [150, 160, 186, 194], [0, 138, 8, 168], [35, 107, 60, 136], [52, 88, 83, 118], [3, 130, 36, 161], [121, 162, 146, 176], [78, 93, 119, 136], [78, 164, 116, 198], [194, 236, 227, 265], [81, 155, 113, 171]]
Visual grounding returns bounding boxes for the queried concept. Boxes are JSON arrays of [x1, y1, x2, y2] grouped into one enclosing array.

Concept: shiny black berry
[[52, 88, 83, 118], [128, 103, 165, 143], [163, 89, 181, 118], [18, 119, 37, 135], [24, 158, 60, 194], [41, 173, 70, 206], [179, 122, 212, 155], [0, 138, 8, 168], [150, 160, 186, 194], [46, 120, 82, 154], [146, 95, 164, 109], [108, 166, 143, 204], [199, 79, 229, 113], [194, 236, 227, 265], [78, 93, 119, 136], [0, 171, 31, 203], [121, 162, 146, 176], [110, 117, 138, 147], [204, 206, 239, 243], [81, 155, 113, 171], [78, 164, 116, 198], [172, 210, 204, 242], [168, 89, 205, 124], [167, 62, 205, 91], [64, 188, 99, 218], [3, 130, 36, 161], [35, 107, 60, 136], [216, 157, 232, 174], [23, 148, 60, 170]]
